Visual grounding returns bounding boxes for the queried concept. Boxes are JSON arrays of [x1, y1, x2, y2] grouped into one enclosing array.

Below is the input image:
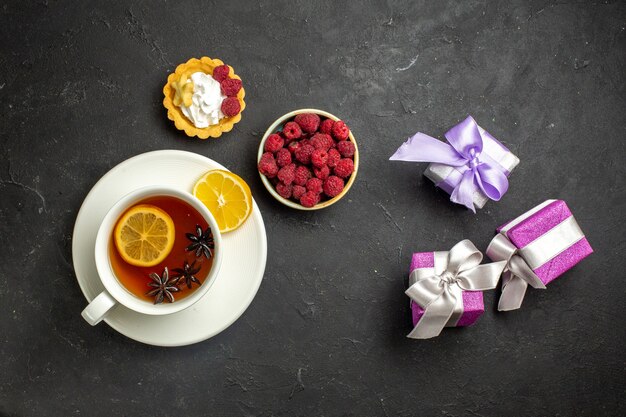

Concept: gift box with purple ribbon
[[406, 240, 506, 339], [486, 199, 593, 311], [390, 116, 519, 212]]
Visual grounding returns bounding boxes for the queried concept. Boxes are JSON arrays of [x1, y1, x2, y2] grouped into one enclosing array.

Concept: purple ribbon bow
[[389, 116, 509, 212]]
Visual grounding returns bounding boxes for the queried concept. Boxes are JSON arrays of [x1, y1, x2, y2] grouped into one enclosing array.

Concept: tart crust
[[163, 57, 246, 139]]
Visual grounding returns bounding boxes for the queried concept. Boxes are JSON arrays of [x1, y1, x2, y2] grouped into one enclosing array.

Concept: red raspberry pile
[[258, 113, 355, 208], [211, 64, 242, 117]]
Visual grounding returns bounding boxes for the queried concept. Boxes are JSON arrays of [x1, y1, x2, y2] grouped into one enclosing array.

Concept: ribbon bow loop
[[406, 240, 506, 339], [444, 116, 484, 159], [390, 116, 510, 212], [446, 239, 483, 275], [486, 234, 546, 311]]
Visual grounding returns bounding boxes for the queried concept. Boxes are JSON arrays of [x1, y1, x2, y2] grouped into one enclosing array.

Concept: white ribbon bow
[[486, 234, 546, 311], [406, 240, 506, 339]]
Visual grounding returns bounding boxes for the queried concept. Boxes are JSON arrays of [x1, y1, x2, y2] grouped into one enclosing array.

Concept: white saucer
[[72, 150, 267, 346]]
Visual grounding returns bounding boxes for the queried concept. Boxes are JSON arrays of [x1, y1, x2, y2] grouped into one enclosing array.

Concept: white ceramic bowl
[[257, 109, 359, 210]]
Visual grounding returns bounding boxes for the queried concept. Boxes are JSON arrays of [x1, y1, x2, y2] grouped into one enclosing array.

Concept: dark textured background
[[1, 0, 625, 416]]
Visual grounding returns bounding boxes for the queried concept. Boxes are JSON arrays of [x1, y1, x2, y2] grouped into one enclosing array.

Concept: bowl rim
[[257, 108, 359, 211]]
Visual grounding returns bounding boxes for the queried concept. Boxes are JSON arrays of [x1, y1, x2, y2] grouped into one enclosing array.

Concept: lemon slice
[[193, 170, 253, 233], [113, 204, 175, 267]]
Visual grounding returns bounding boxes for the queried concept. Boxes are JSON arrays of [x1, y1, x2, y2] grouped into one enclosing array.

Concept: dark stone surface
[[1, 0, 624, 416]]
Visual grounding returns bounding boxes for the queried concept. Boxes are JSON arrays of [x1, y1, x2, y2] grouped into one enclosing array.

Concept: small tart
[[163, 57, 246, 139]]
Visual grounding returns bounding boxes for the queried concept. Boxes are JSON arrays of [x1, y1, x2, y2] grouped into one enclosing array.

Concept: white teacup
[[81, 185, 223, 325]]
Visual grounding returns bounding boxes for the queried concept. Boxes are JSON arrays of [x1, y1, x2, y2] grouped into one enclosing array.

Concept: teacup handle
[[81, 291, 117, 326]]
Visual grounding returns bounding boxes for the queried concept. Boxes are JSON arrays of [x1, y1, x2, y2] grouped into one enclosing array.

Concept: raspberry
[[259, 160, 278, 177], [220, 78, 242, 97], [275, 182, 292, 199], [311, 149, 329, 168], [310, 133, 334, 151], [282, 121, 302, 141], [313, 165, 330, 180], [306, 178, 323, 194], [292, 185, 306, 200], [221, 97, 241, 117], [276, 148, 292, 167], [260, 151, 275, 162], [212, 65, 230, 82], [319, 119, 334, 134], [294, 113, 320, 133], [337, 140, 355, 158], [327, 148, 341, 168], [324, 134, 335, 149], [294, 165, 311, 186], [258, 154, 278, 178], [277, 163, 296, 185], [295, 144, 315, 164], [288, 141, 301, 155], [299, 191, 319, 208], [323, 176, 344, 197], [264, 133, 284, 153], [331, 120, 350, 141], [334, 158, 354, 178], [309, 134, 324, 150]]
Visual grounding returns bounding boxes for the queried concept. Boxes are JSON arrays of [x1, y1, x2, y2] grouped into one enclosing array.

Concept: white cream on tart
[[179, 72, 226, 128]]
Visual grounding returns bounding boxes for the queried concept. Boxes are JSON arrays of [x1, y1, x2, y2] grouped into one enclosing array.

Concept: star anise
[[172, 260, 202, 289], [185, 224, 214, 260], [146, 267, 179, 304]]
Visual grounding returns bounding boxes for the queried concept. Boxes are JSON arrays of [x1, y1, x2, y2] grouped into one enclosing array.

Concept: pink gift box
[[410, 252, 484, 328], [497, 199, 593, 285]]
